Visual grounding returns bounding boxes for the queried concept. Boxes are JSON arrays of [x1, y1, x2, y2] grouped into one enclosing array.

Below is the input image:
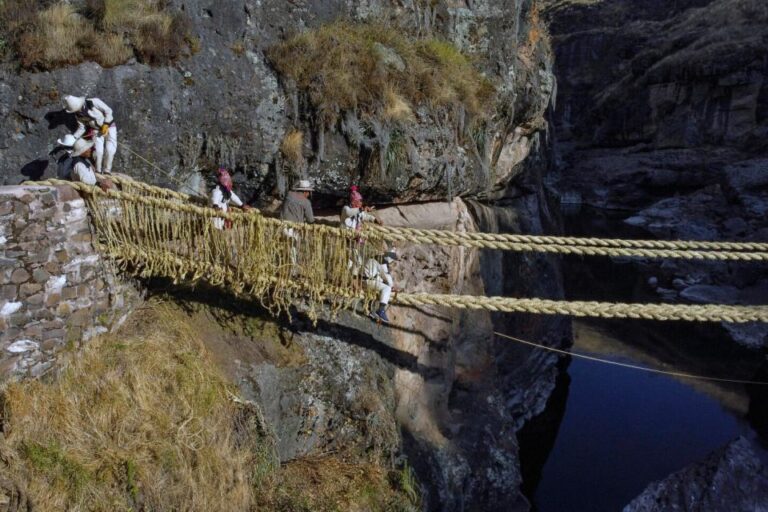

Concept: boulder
[[623, 437, 768, 512]]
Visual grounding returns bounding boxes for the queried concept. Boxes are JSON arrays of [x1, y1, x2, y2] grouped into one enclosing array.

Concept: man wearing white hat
[[62, 94, 117, 175], [280, 179, 315, 224], [49, 134, 77, 180], [280, 180, 315, 268], [68, 138, 98, 185]]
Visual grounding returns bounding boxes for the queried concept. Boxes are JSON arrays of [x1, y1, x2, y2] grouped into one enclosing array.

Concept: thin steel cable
[[493, 331, 768, 386]]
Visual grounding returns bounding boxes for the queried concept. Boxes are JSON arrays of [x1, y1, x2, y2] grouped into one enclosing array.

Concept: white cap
[[71, 138, 94, 157], [62, 95, 85, 113], [292, 179, 314, 192], [56, 134, 76, 148]]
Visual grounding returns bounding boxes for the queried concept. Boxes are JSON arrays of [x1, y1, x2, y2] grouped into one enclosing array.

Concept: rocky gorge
[[2, 0, 768, 509], [544, 0, 768, 348], [0, 0, 571, 510], [541, 0, 768, 509]]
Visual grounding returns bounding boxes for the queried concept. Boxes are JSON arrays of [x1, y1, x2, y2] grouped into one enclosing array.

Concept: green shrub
[[267, 22, 496, 127]]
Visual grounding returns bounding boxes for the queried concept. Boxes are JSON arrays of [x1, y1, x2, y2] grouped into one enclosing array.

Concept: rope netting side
[[24, 179, 768, 324], [80, 185, 384, 320]]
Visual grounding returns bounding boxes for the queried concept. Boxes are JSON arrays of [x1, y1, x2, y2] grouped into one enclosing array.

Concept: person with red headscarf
[[210, 167, 250, 229], [340, 185, 382, 275], [340, 185, 381, 230]]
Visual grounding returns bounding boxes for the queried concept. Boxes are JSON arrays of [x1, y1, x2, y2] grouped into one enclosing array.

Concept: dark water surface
[[522, 206, 768, 512]]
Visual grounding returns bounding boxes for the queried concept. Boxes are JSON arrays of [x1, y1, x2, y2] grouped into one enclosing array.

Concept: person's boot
[[375, 306, 389, 323]]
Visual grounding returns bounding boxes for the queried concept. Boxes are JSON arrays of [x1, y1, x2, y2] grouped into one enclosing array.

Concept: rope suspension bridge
[[30, 175, 768, 324]]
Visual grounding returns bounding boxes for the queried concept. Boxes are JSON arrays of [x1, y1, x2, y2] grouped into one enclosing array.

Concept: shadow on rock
[[19, 159, 48, 181], [144, 277, 442, 379], [44, 109, 78, 131]]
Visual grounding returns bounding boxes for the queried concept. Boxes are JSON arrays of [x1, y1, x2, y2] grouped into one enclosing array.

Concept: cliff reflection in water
[[520, 319, 764, 512]]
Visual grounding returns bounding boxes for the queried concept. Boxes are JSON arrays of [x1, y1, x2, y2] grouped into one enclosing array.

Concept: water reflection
[[520, 205, 768, 511], [528, 321, 760, 512]]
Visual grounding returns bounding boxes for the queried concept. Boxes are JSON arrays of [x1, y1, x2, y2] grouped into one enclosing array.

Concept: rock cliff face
[[1, 0, 553, 204], [1, 1, 564, 509], [544, 0, 768, 347], [623, 436, 768, 512]]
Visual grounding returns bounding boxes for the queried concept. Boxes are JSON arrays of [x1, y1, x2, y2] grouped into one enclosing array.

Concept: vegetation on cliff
[[0, 0, 196, 69], [0, 303, 417, 510], [267, 22, 496, 128]]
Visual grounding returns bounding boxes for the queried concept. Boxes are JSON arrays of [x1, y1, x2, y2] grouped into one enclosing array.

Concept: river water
[[520, 206, 768, 511]]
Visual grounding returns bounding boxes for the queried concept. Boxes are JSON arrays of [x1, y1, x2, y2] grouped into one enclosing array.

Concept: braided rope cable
[[368, 228, 768, 261], [368, 225, 768, 252], [22, 179, 768, 323], [28, 179, 768, 262], [394, 294, 768, 323]]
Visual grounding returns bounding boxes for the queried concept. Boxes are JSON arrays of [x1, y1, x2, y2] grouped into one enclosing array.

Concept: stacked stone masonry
[[0, 185, 140, 380]]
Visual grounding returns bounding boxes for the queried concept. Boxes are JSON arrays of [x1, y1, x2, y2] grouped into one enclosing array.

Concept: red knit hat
[[217, 167, 232, 192], [350, 185, 363, 204]]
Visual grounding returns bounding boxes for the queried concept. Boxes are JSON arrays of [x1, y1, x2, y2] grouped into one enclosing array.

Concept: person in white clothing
[[69, 138, 98, 185], [340, 185, 380, 230], [364, 250, 397, 323], [63, 95, 118, 174], [210, 167, 250, 230], [341, 185, 381, 275]]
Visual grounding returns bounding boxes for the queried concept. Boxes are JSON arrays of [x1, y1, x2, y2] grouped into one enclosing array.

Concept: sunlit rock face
[[1, 0, 555, 204], [1, 1, 566, 509]]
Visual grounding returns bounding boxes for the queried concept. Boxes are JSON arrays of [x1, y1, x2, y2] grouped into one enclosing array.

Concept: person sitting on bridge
[[62, 95, 117, 175], [364, 249, 397, 324], [211, 167, 250, 229]]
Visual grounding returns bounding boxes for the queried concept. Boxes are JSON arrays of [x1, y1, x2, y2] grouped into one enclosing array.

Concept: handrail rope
[[29, 179, 768, 323], [119, 142, 206, 199], [29, 173, 768, 253], [394, 293, 768, 323], [368, 224, 768, 253], [493, 331, 768, 385], [27, 179, 768, 262]]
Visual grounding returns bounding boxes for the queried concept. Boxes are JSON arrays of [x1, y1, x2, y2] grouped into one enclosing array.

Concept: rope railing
[[23, 178, 768, 323], [368, 225, 768, 253], [397, 294, 768, 323]]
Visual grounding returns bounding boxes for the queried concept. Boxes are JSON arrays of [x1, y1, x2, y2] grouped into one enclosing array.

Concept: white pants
[[94, 125, 118, 173], [367, 277, 391, 305]]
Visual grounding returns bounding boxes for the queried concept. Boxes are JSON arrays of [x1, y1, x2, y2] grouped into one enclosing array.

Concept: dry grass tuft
[[17, 3, 95, 69], [259, 455, 420, 511], [0, 303, 269, 511], [280, 129, 305, 168], [383, 86, 415, 123], [267, 22, 495, 127], [0, 0, 194, 69]]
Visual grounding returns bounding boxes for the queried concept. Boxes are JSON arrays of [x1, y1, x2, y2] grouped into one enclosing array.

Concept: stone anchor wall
[[0, 184, 140, 379]]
